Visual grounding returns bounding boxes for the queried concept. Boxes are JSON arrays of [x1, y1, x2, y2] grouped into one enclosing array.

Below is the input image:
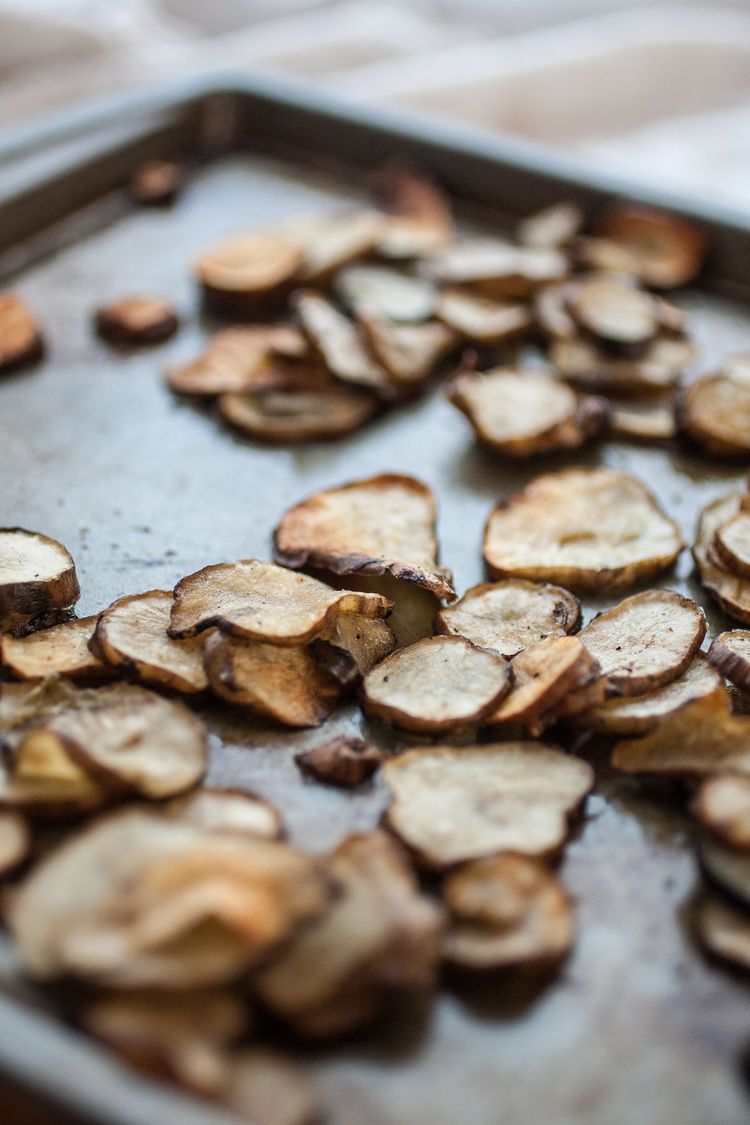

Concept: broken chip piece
[[294, 290, 393, 397], [0, 528, 80, 634], [483, 636, 598, 733], [94, 297, 179, 346], [695, 773, 750, 850], [358, 311, 455, 389], [0, 615, 104, 682], [0, 292, 44, 372], [130, 159, 185, 207], [582, 655, 721, 736], [435, 578, 581, 657], [295, 736, 383, 787], [436, 289, 532, 344], [165, 326, 309, 397]]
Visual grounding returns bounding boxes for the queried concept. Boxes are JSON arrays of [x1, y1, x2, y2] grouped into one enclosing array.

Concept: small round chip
[[693, 493, 750, 625], [484, 636, 598, 731], [0, 809, 30, 875], [195, 231, 303, 310], [218, 383, 379, 443], [695, 774, 750, 850], [713, 514, 750, 578], [583, 655, 721, 736], [700, 836, 750, 908], [436, 289, 531, 345], [695, 893, 750, 973], [568, 274, 658, 347], [0, 615, 104, 682], [362, 635, 512, 734], [434, 578, 581, 657], [0, 292, 43, 372], [94, 297, 179, 345], [165, 326, 308, 397], [677, 370, 750, 458], [709, 631, 750, 692], [483, 468, 682, 592], [129, 159, 184, 207], [594, 204, 707, 289], [295, 736, 382, 788], [0, 528, 80, 633]]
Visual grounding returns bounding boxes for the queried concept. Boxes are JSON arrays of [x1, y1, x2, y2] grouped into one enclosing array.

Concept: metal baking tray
[[0, 75, 749, 1125]]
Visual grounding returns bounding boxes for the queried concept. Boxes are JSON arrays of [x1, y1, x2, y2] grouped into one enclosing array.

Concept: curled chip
[[484, 636, 598, 733], [695, 774, 750, 850], [376, 162, 454, 259], [170, 559, 389, 644], [255, 831, 443, 1038], [203, 632, 343, 728], [567, 274, 658, 349], [93, 591, 207, 693], [165, 326, 308, 397], [294, 290, 393, 397], [0, 292, 44, 371], [384, 742, 593, 867], [0, 528, 80, 633], [195, 231, 303, 311], [612, 687, 750, 777], [0, 615, 104, 682], [483, 467, 682, 592], [283, 209, 383, 285], [318, 612, 396, 677], [295, 736, 383, 788], [95, 297, 179, 346], [0, 809, 30, 875], [442, 853, 573, 971], [448, 366, 606, 457], [693, 492, 750, 625], [551, 335, 694, 393], [9, 807, 332, 986], [593, 203, 707, 289], [582, 656, 721, 736], [362, 635, 512, 735], [274, 473, 456, 601], [608, 400, 677, 443], [358, 311, 455, 389], [677, 366, 750, 458], [435, 578, 581, 657], [700, 836, 750, 908], [130, 159, 184, 207], [436, 289, 531, 344], [709, 631, 750, 692], [713, 512, 750, 578], [336, 264, 436, 322], [695, 893, 750, 973], [219, 381, 379, 444]]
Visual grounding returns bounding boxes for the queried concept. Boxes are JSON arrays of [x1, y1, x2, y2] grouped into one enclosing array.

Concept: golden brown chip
[[551, 334, 694, 393], [436, 288, 532, 344], [435, 578, 581, 657], [693, 492, 750, 625], [518, 201, 583, 249], [273, 473, 456, 601], [384, 742, 594, 867], [483, 468, 682, 592], [709, 630, 750, 692], [295, 736, 383, 788], [336, 264, 436, 322], [0, 809, 30, 875], [203, 632, 342, 728], [170, 559, 389, 644], [426, 238, 568, 299], [223, 1049, 320, 1125], [694, 893, 750, 972], [95, 297, 178, 346], [94, 591, 207, 693], [594, 204, 707, 289], [362, 635, 512, 734], [294, 290, 393, 397], [448, 367, 606, 457], [442, 853, 573, 971], [376, 163, 454, 259], [695, 774, 750, 850], [218, 382, 379, 444], [583, 655, 721, 736], [608, 401, 677, 443], [166, 787, 283, 841], [713, 513, 750, 578], [0, 528, 80, 634], [130, 159, 184, 207], [318, 611, 396, 676], [0, 292, 44, 371], [283, 209, 383, 285], [677, 368, 750, 457], [700, 836, 750, 907], [358, 312, 455, 388], [165, 326, 309, 397], [567, 274, 658, 349], [483, 636, 598, 732], [0, 615, 104, 681], [195, 231, 303, 311]]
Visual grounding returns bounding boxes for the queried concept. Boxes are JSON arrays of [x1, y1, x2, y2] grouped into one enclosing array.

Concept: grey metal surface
[[1, 103, 749, 1125]]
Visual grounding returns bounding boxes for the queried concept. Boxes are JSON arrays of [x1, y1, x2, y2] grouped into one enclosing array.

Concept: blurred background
[[2, 0, 750, 212]]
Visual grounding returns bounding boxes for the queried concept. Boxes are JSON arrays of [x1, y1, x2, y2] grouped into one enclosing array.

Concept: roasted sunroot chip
[[358, 311, 455, 388], [426, 238, 568, 299], [9, 808, 332, 986], [551, 335, 694, 393], [170, 559, 389, 644], [518, 201, 583, 249], [709, 630, 750, 692], [0, 615, 104, 681], [167, 787, 283, 841], [695, 773, 750, 850], [95, 297, 178, 346], [593, 204, 707, 289], [612, 687, 750, 776], [435, 578, 581, 657], [273, 473, 456, 601], [362, 635, 511, 734], [195, 231, 303, 311], [295, 736, 383, 787], [0, 292, 43, 371], [0, 809, 30, 875], [583, 655, 721, 736], [436, 289, 531, 344], [94, 591, 207, 693], [567, 274, 658, 348], [318, 611, 396, 676], [203, 632, 342, 728], [700, 837, 750, 908], [294, 290, 393, 397], [223, 1049, 320, 1125], [165, 326, 308, 397], [384, 742, 594, 867], [255, 831, 443, 1037], [693, 492, 750, 625], [219, 381, 380, 443], [130, 159, 184, 207], [376, 163, 454, 259], [608, 400, 677, 443], [442, 853, 573, 971], [336, 265, 436, 322], [695, 893, 750, 972], [483, 636, 598, 732], [713, 512, 750, 578], [284, 209, 382, 284], [0, 528, 80, 634], [483, 468, 682, 592], [677, 368, 750, 457], [448, 366, 606, 457]]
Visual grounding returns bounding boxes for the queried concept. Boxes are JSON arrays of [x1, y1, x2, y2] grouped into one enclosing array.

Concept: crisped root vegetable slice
[[273, 473, 456, 601], [195, 232, 303, 310], [551, 335, 694, 393], [594, 204, 707, 289], [0, 528, 80, 633], [95, 297, 178, 345], [518, 201, 583, 249], [709, 631, 750, 691], [362, 635, 511, 734], [484, 636, 598, 732], [294, 290, 393, 397], [130, 159, 184, 207], [426, 238, 568, 299], [714, 514, 750, 578], [583, 656, 721, 736], [94, 591, 207, 693], [223, 1049, 320, 1125], [318, 612, 396, 676], [284, 209, 383, 284], [700, 837, 750, 907], [255, 831, 443, 1037], [0, 292, 43, 371], [567, 274, 658, 348], [376, 163, 454, 259], [576, 589, 705, 695], [295, 736, 383, 787], [167, 787, 283, 841], [0, 615, 104, 681], [442, 853, 573, 971], [695, 893, 750, 972], [203, 633, 342, 728], [608, 400, 677, 443], [165, 326, 308, 397], [677, 369, 750, 457], [695, 774, 750, 849], [9, 808, 332, 986], [693, 493, 750, 625], [358, 312, 455, 388], [448, 367, 606, 457], [611, 687, 750, 777], [435, 578, 581, 657], [336, 265, 436, 322], [170, 559, 389, 643], [0, 809, 30, 875], [483, 468, 682, 592], [219, 381, 379, 443], [436, 289, 531, 344], [384, 742, 594, 867]]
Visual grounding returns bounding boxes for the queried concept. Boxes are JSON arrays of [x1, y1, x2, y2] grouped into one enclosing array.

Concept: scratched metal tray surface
[[1, 77, 750, 1125]]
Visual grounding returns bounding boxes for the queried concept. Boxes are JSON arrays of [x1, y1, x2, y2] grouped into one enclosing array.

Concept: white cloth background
[[1, 0, 750, 212]]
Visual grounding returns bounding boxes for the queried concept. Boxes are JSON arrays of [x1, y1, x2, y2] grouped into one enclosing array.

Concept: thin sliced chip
[[336, 265, 436, 322], [284, 209, 383, 285], [95, 297, 178, 346], [295, 736, 383, 787], [0, 292, 43, 371], [695, 893, 750, 973], [426, 238, 568, 299], [695, 774, 750, 849], [165, 326, 308, 397], [714, 514, 750, 577], [435, 578, 581, 657], [518, 201, 583, 249], [195, 232, 303, 310], [294, 290, 393, 396], [358, 311, 455, 388], [384, 742, 593, 867], [594, 204, 707, 289], [608, 400, 677, 443], [612, 687, 750, 776], [223, 1049, 320, 1125], [483, 467, 682, 592], [0, 809, 30, 875], [583, 655, 721, 735], [0, 615, 104, 681], [484, 636, 598, 731], [218, 382, 379, 443], [442, 853, 573, 971], [94, 591, 207, 693], [0, 528, 80, 633], [701, 837, 750, 907], [709, 631, 750, 691], [318, 612, 396, 676], [274, 473, 456, 601], [693, 493, 750, 625], [448, 367, 606, 457], [436, 289, 531, 344], [677, 370, 750, 457], [551, 334, 694, 392], [567, 274, 658, 348], [166, 788, 283, 841], [376, 163, 454, 259], [534, 280, 576, 340], [255, 831, 442, 1037], [203, 632, 341, 727], [130, 159, 184, 207], [362, 636, 511, 734]]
